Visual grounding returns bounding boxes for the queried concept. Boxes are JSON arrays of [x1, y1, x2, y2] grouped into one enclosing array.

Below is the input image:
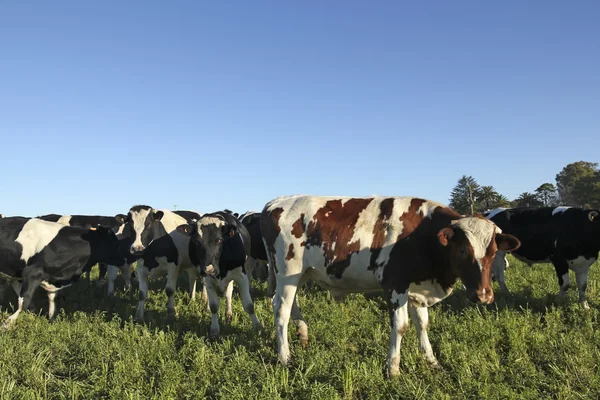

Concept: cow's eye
[[459, 248, 468, 257], [216, 239, 222, 245]]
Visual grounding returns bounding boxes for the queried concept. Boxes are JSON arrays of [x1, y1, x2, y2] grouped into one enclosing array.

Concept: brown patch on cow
[[397, 198, 427, 241], [286, 243, 295, 260], [304, 198, 374, 278], [291, 214, 305, 238]]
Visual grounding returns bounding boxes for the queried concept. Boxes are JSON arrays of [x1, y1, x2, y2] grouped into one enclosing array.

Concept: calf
[[123, 206, 205, 321], [176, 211, 262, 338], [36, 213, 133, 293], [485, 206, 600, 309], [0, 217, 125, 328], [260, 195, 520, 377]]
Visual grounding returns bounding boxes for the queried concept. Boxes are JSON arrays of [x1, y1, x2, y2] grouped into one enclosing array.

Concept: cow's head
[[437, 216, 520, 304], [176, 214, 237, 277], [119, 205, 164, 255]]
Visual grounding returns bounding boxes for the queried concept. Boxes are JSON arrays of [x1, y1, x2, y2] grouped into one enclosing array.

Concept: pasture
[[1, 256, 599, 399]]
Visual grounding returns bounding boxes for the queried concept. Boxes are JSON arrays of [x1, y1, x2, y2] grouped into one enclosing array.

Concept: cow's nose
[[130, 245, 145, 254]]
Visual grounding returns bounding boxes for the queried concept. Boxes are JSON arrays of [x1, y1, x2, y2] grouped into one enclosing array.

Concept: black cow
[[485, 206, 600, 309], [36, 213, 133, 293], [176, 211, 262, 338], [0, 217, 125, 328], [238, 211, 273, 294]]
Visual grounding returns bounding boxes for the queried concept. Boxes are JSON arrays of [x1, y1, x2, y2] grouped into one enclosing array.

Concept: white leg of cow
[[245, 257, 256, 287], [408, 302, 438, 367], [573, 260, 593, 310], [225, 280, 234, 323], [274, 275, 302, 365], [135, 262, 149, 322], [47, 291, 57, 321], [165, 263, 178, 321], [200, 277, 209, 310], [492, 251, 510, 295], [10, 281, 36, 311], [205, 277, 221, 339], [231, 271, 262, 331], [386, 289, 409, 378], [291, 293, 308, 347], [2, 296, 24, 330], [106, 265, 119, 296], [186, 268, 197, 301]]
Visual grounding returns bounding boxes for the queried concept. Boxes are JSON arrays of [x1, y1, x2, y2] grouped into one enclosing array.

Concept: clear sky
[[1, 1, 598, 217]]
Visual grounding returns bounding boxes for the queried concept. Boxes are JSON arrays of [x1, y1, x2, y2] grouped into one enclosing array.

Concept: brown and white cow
[[260, 195, 520, 378]]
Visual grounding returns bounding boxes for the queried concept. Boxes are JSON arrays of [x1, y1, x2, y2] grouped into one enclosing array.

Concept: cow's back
[[261, 195, 447, 290]]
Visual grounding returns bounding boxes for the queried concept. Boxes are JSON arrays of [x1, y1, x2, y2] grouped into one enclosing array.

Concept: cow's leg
[[165, 263, 178, 322], [492, 251, 510, 295], [205, 277, 221, 339], [572, 258, 594, 310], [274, 274, 303, 365], [2, 275, 41, 330], [386, 289, 409, 378], [9, 281, 36, 311], [135, 261, 150, 322], [186, 268, 197, 301], [106, 265, 119, 296], [267, 262, 276, 299], [47, 291, 58, 321], [408, 302, 439, 367], [96, 263, 108, 288], [553, 259, 570, 301], [230, 269, 261, 331], [224, 280, 234, 322], [120, 263, 133, 289]]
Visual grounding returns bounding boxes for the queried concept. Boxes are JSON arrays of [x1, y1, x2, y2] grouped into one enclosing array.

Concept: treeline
[[449, 161, 600, 215]]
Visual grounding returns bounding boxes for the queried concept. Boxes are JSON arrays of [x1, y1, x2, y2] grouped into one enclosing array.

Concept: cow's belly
[[305, 265, 381, 293], [408, 281, 452, 308]]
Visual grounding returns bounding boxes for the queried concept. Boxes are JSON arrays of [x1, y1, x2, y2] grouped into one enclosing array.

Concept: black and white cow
[[123, 205, 206, 322], [176, 211, 262, 338], [485, 206, 600, 309], [0, 217, 125, 328], [238, 211, 273, 293], [36, 213, 133, 294]]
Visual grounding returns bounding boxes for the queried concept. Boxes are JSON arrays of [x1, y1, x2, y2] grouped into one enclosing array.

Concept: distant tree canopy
[[448, 161, 600, 213]]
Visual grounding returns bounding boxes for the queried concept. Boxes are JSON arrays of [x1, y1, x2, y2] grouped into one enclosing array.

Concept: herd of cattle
[[0, 195, 599, 378]]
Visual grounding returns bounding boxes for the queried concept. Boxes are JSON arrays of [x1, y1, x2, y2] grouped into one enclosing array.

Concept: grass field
[[1, 256, 600, 399]]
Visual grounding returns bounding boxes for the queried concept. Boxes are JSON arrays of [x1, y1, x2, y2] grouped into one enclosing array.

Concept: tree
[[535, 183, 558, 207], [479, 185, 500, 211], [495, 194, 511, 208], [449, 175, 481, 215], [555, 161, 598, 206], [572, 171, 600, 208], [514, 192, 543, 208]]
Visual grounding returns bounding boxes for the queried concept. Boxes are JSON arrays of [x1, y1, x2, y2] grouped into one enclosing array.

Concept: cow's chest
[[408, 281, 453, 308]]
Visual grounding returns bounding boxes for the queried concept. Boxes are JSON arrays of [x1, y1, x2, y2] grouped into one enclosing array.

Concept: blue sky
[[1, 1, 598, 217]]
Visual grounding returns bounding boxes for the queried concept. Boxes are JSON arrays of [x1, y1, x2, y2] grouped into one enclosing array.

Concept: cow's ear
[[437, 227, 455, 246], [115, 214, 127, 224], [223, 224, 237, 237], [589, 210, 599, 222], [496, 233, 521, 252], [176, 224, 194, 236], [152, 211, 164, 221]]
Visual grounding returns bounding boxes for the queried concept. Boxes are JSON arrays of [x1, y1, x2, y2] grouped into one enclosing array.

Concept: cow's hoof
[[209, 329, 220, 340], [580, 300, 590, 310], [225, 311, 233, 323]]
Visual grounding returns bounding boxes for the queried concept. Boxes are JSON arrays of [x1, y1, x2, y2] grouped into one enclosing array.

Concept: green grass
[[1, 256, 600, 399]]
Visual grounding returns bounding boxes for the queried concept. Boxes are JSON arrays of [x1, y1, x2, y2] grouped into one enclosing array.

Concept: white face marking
[[451, 217, 500, 260], [552, 206, 571, 215], [130, 208, 152, 249], [56, 215, 72, 226], [16, 219, 65, 264], [485, 208, 507, 220]]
